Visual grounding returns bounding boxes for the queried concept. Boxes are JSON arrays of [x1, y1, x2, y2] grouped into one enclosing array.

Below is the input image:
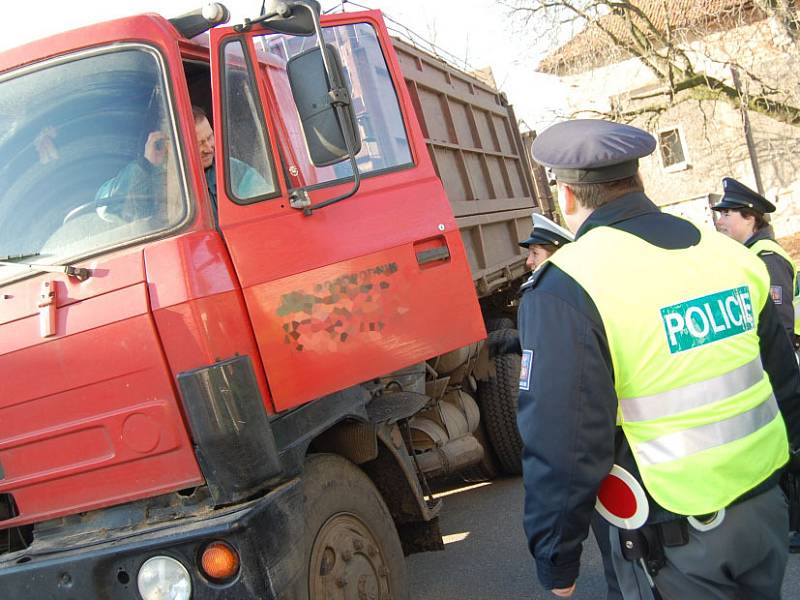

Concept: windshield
[[0, 46, 187, 281]]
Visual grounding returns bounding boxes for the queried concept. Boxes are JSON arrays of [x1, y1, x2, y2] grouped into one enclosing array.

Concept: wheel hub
[[309, 513, 393, 600]]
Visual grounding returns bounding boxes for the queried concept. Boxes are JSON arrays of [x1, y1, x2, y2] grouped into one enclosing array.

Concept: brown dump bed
[[392, 38, 539, 297]]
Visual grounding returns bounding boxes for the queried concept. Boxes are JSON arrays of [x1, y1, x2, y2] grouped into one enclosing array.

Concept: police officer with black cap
[[516, 119, 800, 599], [519, 213, 574, 271], [713, 178, 799, 345], [713, 179, 800, 555], [519, 213, 631, 600]]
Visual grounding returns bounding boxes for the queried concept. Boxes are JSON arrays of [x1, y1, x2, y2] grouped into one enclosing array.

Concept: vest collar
[[575, 192, 659, 239], [743, 226, 775, 248]]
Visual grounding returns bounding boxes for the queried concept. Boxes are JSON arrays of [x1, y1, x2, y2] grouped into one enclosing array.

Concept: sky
[[0, 0, 569, 131]]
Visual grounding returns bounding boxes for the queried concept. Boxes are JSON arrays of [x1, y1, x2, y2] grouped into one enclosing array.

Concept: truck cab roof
[[0, 12, 205, 75]]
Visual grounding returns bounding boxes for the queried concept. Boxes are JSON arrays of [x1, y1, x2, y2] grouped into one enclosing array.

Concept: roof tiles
[[538, 0, 757, 74]]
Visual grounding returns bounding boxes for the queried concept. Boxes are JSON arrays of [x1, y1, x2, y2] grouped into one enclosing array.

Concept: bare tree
[[756, 0, 800, 42], [503, 0, 800, 126]]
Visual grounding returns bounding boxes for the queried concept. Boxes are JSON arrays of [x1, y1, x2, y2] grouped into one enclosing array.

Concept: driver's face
[[195, 117, 215, 169]]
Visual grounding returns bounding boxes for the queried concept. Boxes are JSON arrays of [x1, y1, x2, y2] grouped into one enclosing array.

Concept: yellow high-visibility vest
[[750, 237, 800, 336], [549, 225, 789, 515]]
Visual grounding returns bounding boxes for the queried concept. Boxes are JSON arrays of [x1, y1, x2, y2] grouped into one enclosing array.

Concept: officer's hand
[[551, 584, 576, 597]]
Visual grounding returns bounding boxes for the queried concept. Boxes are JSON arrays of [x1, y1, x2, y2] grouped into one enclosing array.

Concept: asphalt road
[[407, 477, 800, 600]]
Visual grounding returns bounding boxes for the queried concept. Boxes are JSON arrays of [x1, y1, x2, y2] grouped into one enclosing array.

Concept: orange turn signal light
[[200, 542, 240, 581]]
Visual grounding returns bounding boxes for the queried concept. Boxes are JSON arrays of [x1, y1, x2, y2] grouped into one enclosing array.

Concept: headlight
[[137, 556, 192, 600]]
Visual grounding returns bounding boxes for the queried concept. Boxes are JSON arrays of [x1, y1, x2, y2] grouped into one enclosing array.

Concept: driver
[[96, 105, 270, 221], [191, 105, 271, 214], [94, 128, 169, 222]]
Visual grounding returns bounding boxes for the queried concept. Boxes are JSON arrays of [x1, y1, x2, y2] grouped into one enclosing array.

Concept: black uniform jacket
[[745, 227, 795, 340], [517, 192, 800, 590]]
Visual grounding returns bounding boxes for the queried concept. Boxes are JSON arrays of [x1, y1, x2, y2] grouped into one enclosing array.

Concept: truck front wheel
[[302, 453, 408, 600]]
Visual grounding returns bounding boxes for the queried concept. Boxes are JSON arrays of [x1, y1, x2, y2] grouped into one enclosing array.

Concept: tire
[[485, 316, 515, 332], [477, 328, 523, 475], [300, 454, 408, 600]]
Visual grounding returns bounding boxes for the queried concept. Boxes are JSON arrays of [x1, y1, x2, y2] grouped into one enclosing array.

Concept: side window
[[221, 41, 278, 203], [0, 47, 188, 282], [250, 22, 413, 191]]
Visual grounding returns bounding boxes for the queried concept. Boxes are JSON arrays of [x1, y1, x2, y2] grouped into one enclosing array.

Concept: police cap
[[531, 119, 656, 184], [711, 177, 775, 214], [519, 213, 575, 248]]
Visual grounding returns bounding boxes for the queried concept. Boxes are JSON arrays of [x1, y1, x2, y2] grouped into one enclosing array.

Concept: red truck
[[0, 2, 539, 598]]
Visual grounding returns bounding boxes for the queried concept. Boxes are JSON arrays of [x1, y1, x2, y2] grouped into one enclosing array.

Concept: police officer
[[712, 179, 800, 555], [519, 213, 574, 271], [713, 178, 799, 345], [517, 119, 800, 599], [519, 213, 630, 600]]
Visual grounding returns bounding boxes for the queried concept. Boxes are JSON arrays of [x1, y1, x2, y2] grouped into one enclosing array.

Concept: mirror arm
[[234, 10, 282, 32], [295, 0, 361, 216], [300, 109, 361, 216], [235, 0, 302, 33], [306, 3, 338, 88], [288, 91, 360, 213]]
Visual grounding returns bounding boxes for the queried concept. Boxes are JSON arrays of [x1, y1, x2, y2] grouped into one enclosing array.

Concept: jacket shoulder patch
[[519, 349, 533, 390]]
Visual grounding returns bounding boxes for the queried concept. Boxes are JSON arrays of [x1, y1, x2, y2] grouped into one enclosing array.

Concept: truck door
[[0, 31, 202, 528], [209, 10, 485, 411]]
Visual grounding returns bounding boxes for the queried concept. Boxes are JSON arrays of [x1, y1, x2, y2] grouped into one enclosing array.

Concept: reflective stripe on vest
[[619, 356, 763, 422], [549, 225, 789, 515], [635, 393, 778, 465], [750, 238, 800, 335]]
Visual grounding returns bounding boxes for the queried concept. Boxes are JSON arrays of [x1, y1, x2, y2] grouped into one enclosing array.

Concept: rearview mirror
[[260, 0, 321, 36], [287, 44, 362, 167]]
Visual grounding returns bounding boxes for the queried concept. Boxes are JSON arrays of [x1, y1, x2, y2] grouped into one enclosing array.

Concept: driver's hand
[[552, 584, 576, 597], [143, 131, 168, 166]]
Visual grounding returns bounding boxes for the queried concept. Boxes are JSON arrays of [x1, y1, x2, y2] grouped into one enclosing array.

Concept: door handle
[[414, 236, 450, 266], [416, 246, 450, 265]]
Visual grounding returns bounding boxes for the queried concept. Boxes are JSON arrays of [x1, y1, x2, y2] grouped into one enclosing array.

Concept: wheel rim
[[309, 512, 393, 600]]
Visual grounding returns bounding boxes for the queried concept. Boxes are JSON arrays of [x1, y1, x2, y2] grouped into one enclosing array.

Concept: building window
[[658, 127, 689, 172]]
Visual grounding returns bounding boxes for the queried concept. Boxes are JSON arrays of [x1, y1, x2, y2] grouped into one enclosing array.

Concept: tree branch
[[505, 0, 800, 126]]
